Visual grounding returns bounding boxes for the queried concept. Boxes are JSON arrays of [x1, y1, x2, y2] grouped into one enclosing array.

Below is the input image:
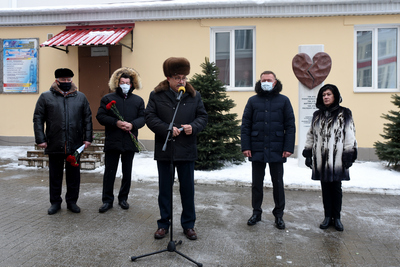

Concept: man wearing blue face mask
[[96, 67, 145, 213], [241, 71, 295, 229]]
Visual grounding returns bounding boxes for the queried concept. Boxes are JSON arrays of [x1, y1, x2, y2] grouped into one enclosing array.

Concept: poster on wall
[[2, 38, 38, 93]]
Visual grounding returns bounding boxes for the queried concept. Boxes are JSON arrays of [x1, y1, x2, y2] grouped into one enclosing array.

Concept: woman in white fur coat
[[302, 84, 357, 231]]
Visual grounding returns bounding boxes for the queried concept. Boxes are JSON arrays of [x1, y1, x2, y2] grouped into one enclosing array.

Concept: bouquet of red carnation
[[66, 144, 85, 167], [106, 100, 141, 151]]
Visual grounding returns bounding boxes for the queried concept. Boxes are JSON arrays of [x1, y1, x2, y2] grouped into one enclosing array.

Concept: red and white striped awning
[[40, 24, 134, 47]]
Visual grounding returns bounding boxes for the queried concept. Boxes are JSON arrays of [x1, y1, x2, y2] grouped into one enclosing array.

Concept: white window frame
[[354, 24, 400, 93], [210, 26, 256, 92]]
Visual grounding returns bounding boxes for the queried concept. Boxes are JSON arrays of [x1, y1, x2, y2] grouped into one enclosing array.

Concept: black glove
[[305, 157, 312, 169], [342, 152, 354, 169], [343, 161, 353, 169]]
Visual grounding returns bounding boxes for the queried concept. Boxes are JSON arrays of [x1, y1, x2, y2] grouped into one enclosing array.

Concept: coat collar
[[51, 82, 78, 97], [254, 79, 282, 96]]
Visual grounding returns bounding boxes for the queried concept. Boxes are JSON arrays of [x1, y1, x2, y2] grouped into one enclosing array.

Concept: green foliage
[[190, 58, 245, 170], [374, 94, 400, 166]]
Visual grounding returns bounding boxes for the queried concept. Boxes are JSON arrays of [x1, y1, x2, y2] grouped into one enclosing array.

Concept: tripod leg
[[174, 249, 203, 267], [131, 248, 168, 261]]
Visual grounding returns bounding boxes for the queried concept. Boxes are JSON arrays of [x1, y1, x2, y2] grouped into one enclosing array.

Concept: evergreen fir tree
[[374, 94, 400, 166], [190, 58, 245, 170]]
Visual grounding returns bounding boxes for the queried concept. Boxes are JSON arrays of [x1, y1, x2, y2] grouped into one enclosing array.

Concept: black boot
[[333, 218, 343, 231], [319, 217, 331, 229]]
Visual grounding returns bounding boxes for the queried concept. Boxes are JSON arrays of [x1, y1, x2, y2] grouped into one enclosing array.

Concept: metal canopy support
[[119, 31, 133, 52], [50, 46, 69, 54]]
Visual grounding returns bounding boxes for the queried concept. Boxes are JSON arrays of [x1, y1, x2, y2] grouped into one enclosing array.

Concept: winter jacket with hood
[[241, 79, 296, 163], [96, 67, 145, 153], [33, 82, 93, 155], [302, 84, 358, 182], [145, 80, 208, 161]]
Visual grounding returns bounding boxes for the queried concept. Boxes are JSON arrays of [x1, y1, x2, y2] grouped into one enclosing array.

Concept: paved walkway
[[1, 159, 400, 267]]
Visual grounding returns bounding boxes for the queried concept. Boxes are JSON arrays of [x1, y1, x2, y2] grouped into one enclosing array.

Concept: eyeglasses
[[172, 76, 187, 82], [57, 78, 72, 82]]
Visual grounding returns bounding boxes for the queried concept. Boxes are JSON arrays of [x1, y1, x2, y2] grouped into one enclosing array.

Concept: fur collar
[[51, 82, 77, 96], [154, 79, 196, 97]]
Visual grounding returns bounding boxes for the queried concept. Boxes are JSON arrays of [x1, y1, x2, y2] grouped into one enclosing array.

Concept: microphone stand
[[131, 93, 202, 267]]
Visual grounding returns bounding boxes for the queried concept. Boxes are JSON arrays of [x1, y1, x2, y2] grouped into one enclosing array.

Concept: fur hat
[[108, 67, 142, 92], [163, 57, 190, 77], [55, 68, 74, 78]]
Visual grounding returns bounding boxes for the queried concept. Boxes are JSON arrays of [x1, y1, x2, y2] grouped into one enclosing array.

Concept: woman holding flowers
[[96, 67, 145, 213]]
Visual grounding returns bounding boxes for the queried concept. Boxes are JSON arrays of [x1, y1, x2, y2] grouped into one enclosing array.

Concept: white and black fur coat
[[303, 85, 357, 182]]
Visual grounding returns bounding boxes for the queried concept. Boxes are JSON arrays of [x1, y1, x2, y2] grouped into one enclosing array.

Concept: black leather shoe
[[48, 203, 61, 215], [118, 200, 129, 210], [154, 228, 169, 239], [67, 203, 81, 213], [275, 217, 285, 230], [247, 214, 261, 226], [319, 217, 332, 229], [334, 218, 344, 231], [99, 203, 113, 213]]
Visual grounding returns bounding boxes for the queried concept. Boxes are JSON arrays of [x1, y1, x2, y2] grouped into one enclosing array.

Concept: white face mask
[[120, 84, 130, 94], [261, 81, 274, 91]]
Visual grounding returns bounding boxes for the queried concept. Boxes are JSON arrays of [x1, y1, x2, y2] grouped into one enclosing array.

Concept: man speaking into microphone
[[145, 57, 208, 240]]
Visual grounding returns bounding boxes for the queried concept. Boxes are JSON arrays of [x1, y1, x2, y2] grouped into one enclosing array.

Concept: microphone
[[176, 86, 186, 101]]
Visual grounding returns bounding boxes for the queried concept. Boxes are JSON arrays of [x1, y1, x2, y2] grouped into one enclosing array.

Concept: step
[[26, 150, 104, 163], [34, 143, 104, 151], [18, 157, 101, 170]]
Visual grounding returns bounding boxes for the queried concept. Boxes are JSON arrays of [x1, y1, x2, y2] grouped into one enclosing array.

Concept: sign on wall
[[1, 38, 39, 93]]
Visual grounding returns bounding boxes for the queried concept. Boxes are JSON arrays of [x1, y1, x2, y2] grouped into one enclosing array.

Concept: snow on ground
[[1, 146, 400, 195]]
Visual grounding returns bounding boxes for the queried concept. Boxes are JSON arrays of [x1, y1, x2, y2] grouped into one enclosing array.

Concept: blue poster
[[3, 39, 38, 93]]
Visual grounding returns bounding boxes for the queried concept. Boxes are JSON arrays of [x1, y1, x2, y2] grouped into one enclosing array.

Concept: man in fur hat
[[96, 67, 145, 213], [33, 68, 93, 215], [145, 57, 208, 240]]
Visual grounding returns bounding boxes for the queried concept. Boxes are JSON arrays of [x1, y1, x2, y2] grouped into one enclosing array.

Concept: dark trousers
[[48, 154, 80, 205], [157, 160, 195, 230], [102, 150, 135, 203], [320, 181, 342, 219], [251, 161, 285, 218]]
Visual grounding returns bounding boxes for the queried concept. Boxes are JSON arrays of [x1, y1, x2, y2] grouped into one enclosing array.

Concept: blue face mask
[[120, 84, 130, 94], [261, 81, 274, 91]]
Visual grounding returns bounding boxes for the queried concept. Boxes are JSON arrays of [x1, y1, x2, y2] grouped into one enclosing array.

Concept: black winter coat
[[33, 83, 93, 155], [145, 80, 208, 161], [96, 88, 145, 152], [241, 80, 296, 163]]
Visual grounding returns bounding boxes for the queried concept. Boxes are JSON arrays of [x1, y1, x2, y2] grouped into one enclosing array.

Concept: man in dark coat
[[145, 57, 207, 240], [241, 71, 295, 229], [96, 67, 145, 213], [33, 68, 93, 215]]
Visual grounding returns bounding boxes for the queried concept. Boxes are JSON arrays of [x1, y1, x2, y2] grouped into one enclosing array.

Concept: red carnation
[[66, 144, 85, 167], [106, 100, 117, 110], [66, 155, 76, 163]]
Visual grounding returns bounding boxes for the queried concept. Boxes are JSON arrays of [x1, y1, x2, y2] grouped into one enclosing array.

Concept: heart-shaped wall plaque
[[292, 52, 332, 89]]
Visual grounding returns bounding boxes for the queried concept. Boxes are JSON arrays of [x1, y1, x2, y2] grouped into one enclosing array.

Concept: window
[[211, 27, 255, 91], [355, 26, 399, 92]]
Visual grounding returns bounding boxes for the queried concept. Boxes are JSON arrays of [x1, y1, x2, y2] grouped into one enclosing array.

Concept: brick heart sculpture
[[292, 52, 332, 89]]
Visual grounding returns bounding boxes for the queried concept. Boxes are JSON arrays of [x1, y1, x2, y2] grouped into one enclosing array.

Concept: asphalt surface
[[1, 158, 400, 267]]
